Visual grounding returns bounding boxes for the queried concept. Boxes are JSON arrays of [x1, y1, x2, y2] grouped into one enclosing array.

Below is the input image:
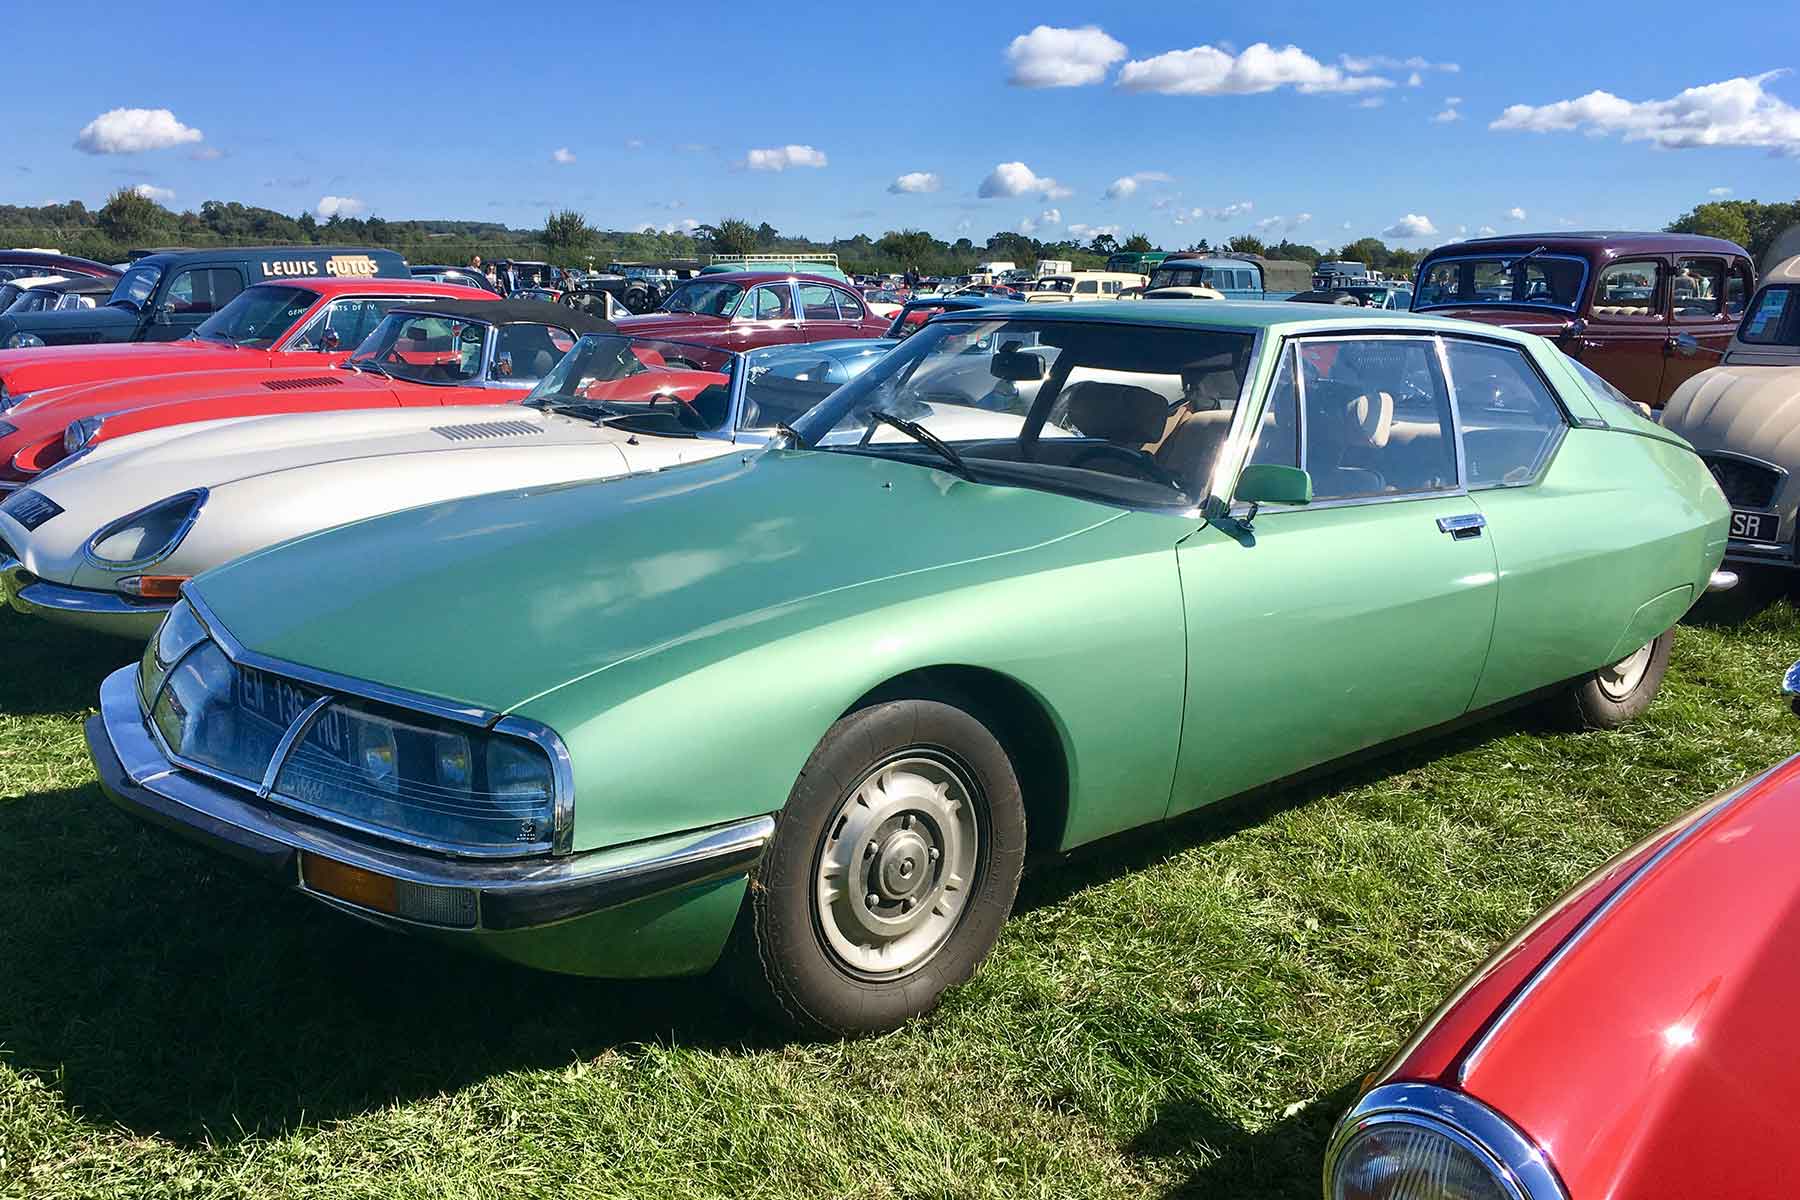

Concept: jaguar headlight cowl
[[63, 416, 104, 455], [83, 489, 207, 569]]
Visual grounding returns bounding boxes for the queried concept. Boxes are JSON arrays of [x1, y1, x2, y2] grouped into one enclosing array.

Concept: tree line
[[5, 186, 1794, 279]]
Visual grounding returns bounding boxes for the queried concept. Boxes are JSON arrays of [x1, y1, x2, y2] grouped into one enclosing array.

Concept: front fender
[[514, 512, 1191, 856]]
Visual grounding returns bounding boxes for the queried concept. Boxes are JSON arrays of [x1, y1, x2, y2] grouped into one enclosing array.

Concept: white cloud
[[1455, 224, 1468, 235], [888, 171, 942, 194], [1255, 212, 1313, 235], [1432, 105, 1462, 123], [1067, 222, 1122, 240], [648, 218, 701, 234], [1382, 213, 1439, 239], [188, 147, 224, 161], [980, 161, 1071, 200], [1709, 186, 1734, 196], [1340, 54, 1460, 74], [743, 144, 828, 171], [1291, 212, 1313, 229], [1359, 97, 1386, 109], [551, 147, 576, 165], [625, 138, 645, 150], [1169, 201, 1255, 226], [1118, 42, 1392, 96], [74, 107, 204, 155], [1005, 25, 1127, 88], [1478, 224, 1498, 235], [1507, 206, 1527, 221], [1343, 220, 1354, 230], [1103, 170, 1173, 200], [314, 195, 368, 219], [1019, 208, 1063, 234], [1447, 96, 1464, 105], [1213, 200, 1254, 220], [131, 184, 175, 203], [955, 218, 973, 234], [1407, 72, 1424, 88], [1490, 70, 1800, 154]]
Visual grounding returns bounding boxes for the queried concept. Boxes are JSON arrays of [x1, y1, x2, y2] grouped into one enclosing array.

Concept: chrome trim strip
[[257, 694, 334, 799], [1457, 756, 1793, 1081], [1434, 334, 1471, 488], [1324, 1082, 1566, 1200]]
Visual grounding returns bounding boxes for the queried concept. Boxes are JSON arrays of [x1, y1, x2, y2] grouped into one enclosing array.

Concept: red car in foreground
[[0, 298, 614, 490], [1325, 733, 1800, 1199], [612, 271, 890, 347], [0, 277, 491, 404]]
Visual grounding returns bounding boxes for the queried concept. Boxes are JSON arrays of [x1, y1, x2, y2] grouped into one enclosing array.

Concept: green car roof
[[968, 299, 1540, 344]]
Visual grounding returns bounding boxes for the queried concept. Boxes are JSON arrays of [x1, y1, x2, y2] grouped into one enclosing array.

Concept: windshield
[[659, 280, 743, 317], [1414, 254, 1585, 311], [348, 313, 490, 385], [108, 263, 162, 311], [790, 317, 1254, 509], [6, 288, 57, 314], [192, 285, 315, 347], [525, 334, 732, 428]]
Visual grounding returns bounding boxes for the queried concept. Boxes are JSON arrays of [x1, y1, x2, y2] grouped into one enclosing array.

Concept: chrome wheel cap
[[1597, 641, 1654, 701], [813, 754, 981, 977]]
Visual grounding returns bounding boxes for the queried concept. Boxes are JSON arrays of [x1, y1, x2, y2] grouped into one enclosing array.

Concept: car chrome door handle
[[1437, 513, 1486, 540]]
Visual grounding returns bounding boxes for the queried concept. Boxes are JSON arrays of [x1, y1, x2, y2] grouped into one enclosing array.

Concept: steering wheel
[[651, 391, 707, 429], [1066, 443, 1184, 489]]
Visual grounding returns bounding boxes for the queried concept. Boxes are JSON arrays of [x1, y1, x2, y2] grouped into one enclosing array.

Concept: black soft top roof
[[386, 297, 617, 333]]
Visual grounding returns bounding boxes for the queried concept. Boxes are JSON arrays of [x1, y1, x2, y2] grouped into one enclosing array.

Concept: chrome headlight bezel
[[1324, 1082, 1565, 1200], [83, 489, 207, 570], [63, 415, 104, 455]]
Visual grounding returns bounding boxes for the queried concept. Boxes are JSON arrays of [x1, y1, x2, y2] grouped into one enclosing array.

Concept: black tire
[[732, 699, 1026, 1037], [1540, 629, 1674, 730]]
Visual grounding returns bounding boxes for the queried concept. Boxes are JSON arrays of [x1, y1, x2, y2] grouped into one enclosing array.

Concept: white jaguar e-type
[[0, 334, 893, 637]]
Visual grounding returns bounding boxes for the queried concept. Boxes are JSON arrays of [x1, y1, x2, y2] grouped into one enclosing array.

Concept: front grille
[[261, 376, 345, 392], [1703, 456, 1782, 509], [0, 488, 63, 531], [431, 420, 543, 442]]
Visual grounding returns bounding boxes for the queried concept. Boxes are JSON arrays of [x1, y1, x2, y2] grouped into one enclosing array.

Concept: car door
[[144, 265, 245, 342], [729, 282, 801, 347], [1662, 255, 1742, 403], [1167, 334, 1499, 817], [1575, 257, 1668, 408]]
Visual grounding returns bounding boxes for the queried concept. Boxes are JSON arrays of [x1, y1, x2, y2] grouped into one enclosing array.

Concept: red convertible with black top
[[0, 299, 614, 490]]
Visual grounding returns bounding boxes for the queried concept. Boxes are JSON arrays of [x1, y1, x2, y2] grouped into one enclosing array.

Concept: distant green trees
[[1667, 199, 1800, 263]]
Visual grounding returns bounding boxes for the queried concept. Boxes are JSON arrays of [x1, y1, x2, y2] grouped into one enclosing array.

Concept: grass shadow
[[1129, 1079, 1362, 1198], [0, 780, 781, 1146], [0, 614, 137, 717]]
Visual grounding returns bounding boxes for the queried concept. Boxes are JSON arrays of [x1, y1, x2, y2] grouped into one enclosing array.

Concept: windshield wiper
[[865, 411, 973, 479], [1502, 245, 1549, 275], [352, 359, 393, 380]]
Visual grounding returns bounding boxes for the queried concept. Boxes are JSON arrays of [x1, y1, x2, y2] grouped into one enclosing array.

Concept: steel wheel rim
[[812, 752, 982, 979], [1597, 641, 1654, 701]]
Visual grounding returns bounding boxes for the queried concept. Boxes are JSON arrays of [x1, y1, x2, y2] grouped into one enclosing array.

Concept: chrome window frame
[[141, 591, 576, 859], [1412, 251, 1590, 315], [1438, 335, 1571, 492], [735, 281, 799, 325]]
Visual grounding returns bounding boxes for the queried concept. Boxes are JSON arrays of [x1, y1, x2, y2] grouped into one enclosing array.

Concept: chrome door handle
[[1437, 513, 1486, 539]]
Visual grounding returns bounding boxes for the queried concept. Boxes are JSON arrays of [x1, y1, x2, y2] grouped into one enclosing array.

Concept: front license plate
[[1730, 509, 1780, 543]]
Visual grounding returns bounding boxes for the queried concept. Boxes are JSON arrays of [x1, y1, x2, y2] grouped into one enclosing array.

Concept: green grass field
[[2, 605, 1795, 1199]]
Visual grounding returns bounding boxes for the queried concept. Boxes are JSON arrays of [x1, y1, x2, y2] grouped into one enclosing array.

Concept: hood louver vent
[[261, 376, 345, 392], [431, 420, 545, 442]]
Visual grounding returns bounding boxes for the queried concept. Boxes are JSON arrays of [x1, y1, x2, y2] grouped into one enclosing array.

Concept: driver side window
[[1295, 338, 1458, 501]]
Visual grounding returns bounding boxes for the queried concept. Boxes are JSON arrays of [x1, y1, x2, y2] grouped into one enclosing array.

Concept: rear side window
[[490, 323, 569, 382], [798, 284, 839, 320], [834, 288, 864, 320], [1444, 340, 1565, 488]]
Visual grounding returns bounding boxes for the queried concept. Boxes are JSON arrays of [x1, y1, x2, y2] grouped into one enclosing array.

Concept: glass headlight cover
[[138, 598, 208, 711], [63, 415, 104, 455], [85, 489, 205, 568], [1326, 1084, 1561, 1200], [5, 332, 45, 350], [271, 697, 559, 854]]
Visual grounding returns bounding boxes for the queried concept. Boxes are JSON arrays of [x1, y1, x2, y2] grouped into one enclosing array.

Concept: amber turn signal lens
[[301, 854, 399, 916], [117, 575, 189, 599]]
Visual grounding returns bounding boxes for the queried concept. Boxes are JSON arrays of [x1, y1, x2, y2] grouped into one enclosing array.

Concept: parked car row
[[5, 231, 1798, 1196]]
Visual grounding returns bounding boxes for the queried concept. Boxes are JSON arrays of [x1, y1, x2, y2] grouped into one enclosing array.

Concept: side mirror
[[1235, 463, 1312, 508], [1563, 317, 1586, 339], [990, 347, 1045, 382], [1673, 332, 1724, 359], [319, 328, 342, 352], [152, 302, 174, 326]]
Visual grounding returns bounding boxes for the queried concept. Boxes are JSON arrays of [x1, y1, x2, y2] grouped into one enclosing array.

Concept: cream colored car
[[1662, 253, 1800, 585], [1022, 271, 1148, 303]]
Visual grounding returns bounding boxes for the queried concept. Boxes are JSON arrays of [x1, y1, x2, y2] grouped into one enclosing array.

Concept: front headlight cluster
[[84, 490, 205, 568], [139, 599, 565, 856], [63, 416, 104, 455], [1326, 1084, 1562, 1200], [4, 332, 45, 350]]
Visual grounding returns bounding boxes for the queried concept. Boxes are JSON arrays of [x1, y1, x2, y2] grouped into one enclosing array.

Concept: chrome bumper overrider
[[86, 666, 773, 932], [1707, 569, 1739, 593], [0, 555, 168, 635]]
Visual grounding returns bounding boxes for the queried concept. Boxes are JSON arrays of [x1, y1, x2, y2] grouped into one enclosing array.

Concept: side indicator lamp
[[117, 575, 190, 599]]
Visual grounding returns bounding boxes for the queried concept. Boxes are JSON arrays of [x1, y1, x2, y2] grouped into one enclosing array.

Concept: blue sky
[[4, 1, 1797, 249]]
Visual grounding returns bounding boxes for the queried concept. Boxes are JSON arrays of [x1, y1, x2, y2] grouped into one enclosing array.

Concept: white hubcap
[[1597, 642, 1654, 701]]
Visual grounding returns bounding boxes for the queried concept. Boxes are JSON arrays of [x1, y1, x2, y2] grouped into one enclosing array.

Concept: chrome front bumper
[[0, 555, 168, 637], [86, 665, 773, 933]]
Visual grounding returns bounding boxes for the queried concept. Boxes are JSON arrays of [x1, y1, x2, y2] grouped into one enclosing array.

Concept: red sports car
[[0, 277, 492, 405], [1324, 716, 1800, 1199], [0, 298, 614, 490], [612, 271, 890, 348]]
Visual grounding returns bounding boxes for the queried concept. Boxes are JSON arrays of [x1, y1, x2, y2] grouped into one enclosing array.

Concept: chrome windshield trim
[[1457, 756, 1792, 1081], [1325, 1082, 1565, 1200]]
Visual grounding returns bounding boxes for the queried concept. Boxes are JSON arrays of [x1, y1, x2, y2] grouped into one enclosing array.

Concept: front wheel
[[734, 699, 1026, 1036], [1541, 630, 1674, 730]]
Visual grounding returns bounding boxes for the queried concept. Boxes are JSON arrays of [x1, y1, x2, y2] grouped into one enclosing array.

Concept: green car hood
[[192, 449, 1126, 714]]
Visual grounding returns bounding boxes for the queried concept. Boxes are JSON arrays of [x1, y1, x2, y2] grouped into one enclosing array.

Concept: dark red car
[[612, 271, 891, 347], [1325, 741, 1800, 1199], [1412, 233, 1756, 408]]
